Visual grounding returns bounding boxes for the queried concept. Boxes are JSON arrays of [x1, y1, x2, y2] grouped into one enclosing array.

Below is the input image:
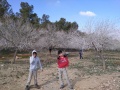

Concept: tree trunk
[[100, 51, 106, 70], [12, 49, 18, 64], [92, 42, 106, 70], [102, 59, 106, 70]]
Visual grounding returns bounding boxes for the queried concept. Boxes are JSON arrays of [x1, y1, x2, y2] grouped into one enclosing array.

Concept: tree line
[[0, 0, 78, 31]]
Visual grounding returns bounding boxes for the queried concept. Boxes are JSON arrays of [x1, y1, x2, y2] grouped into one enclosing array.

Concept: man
[[49, 47, 52, 55], [25, 50, 43, 90], [79, 49, 83, 59]]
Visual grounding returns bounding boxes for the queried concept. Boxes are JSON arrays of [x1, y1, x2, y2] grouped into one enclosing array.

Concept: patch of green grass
[[43, 59, 56, 68], [69, 62, 84, 70], [0, 49, 13, 55], [91, 58, 103, 66], [0, 59, 11, 64], [83, 65, 106, 75], [70, 58, 119, 76], [68, 54, 78, 57]]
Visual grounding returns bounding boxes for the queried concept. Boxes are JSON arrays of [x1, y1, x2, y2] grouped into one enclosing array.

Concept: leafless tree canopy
[[0, 18, 120, 51], [0, 17, 40, 50]]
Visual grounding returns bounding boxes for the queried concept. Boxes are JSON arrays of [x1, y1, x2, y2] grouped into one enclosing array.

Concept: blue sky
[[8, 0, 120, 30]]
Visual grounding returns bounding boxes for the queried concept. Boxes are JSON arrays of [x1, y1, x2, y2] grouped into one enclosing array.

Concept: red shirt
[[57, 56, 69, 68]]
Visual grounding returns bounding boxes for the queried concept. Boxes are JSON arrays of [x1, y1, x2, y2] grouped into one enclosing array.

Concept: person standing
[[79, 49, 83, 59], [57, 50, 73, 89], [49, 47, 52, 56], [25, 50, 43, 90]]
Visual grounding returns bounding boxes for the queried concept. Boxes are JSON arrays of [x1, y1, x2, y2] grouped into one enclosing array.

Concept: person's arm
[[57, 57, 60, 66], [30, 56, 35, 64]]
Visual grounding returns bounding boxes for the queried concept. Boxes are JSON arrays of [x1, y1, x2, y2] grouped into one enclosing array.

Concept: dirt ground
[[0, 51, 120, 90]]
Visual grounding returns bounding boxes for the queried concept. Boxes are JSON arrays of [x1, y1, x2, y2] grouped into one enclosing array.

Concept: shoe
[[35, 84, 40, 89], [60, 85, 64, 89], [25, 85, 30, 90]]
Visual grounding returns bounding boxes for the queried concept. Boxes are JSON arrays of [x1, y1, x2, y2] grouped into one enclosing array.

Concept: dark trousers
[[80, 54, 83, 59]]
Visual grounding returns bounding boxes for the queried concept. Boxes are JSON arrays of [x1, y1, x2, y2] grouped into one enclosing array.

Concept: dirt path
[[17, 67, 120, 90], [75, 73, 120, 90], [17, 63, 77, 90]]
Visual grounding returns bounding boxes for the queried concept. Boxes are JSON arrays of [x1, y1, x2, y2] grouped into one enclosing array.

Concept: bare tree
[[0, 17, 39, 63], [45, 23, 58, 49], [85, 19, 117, 70], [67, 30, 86, 49], [55, 31, 70, 49]]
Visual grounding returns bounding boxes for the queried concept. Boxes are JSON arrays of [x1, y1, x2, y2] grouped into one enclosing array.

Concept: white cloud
[[79, 11, 96, 17]]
